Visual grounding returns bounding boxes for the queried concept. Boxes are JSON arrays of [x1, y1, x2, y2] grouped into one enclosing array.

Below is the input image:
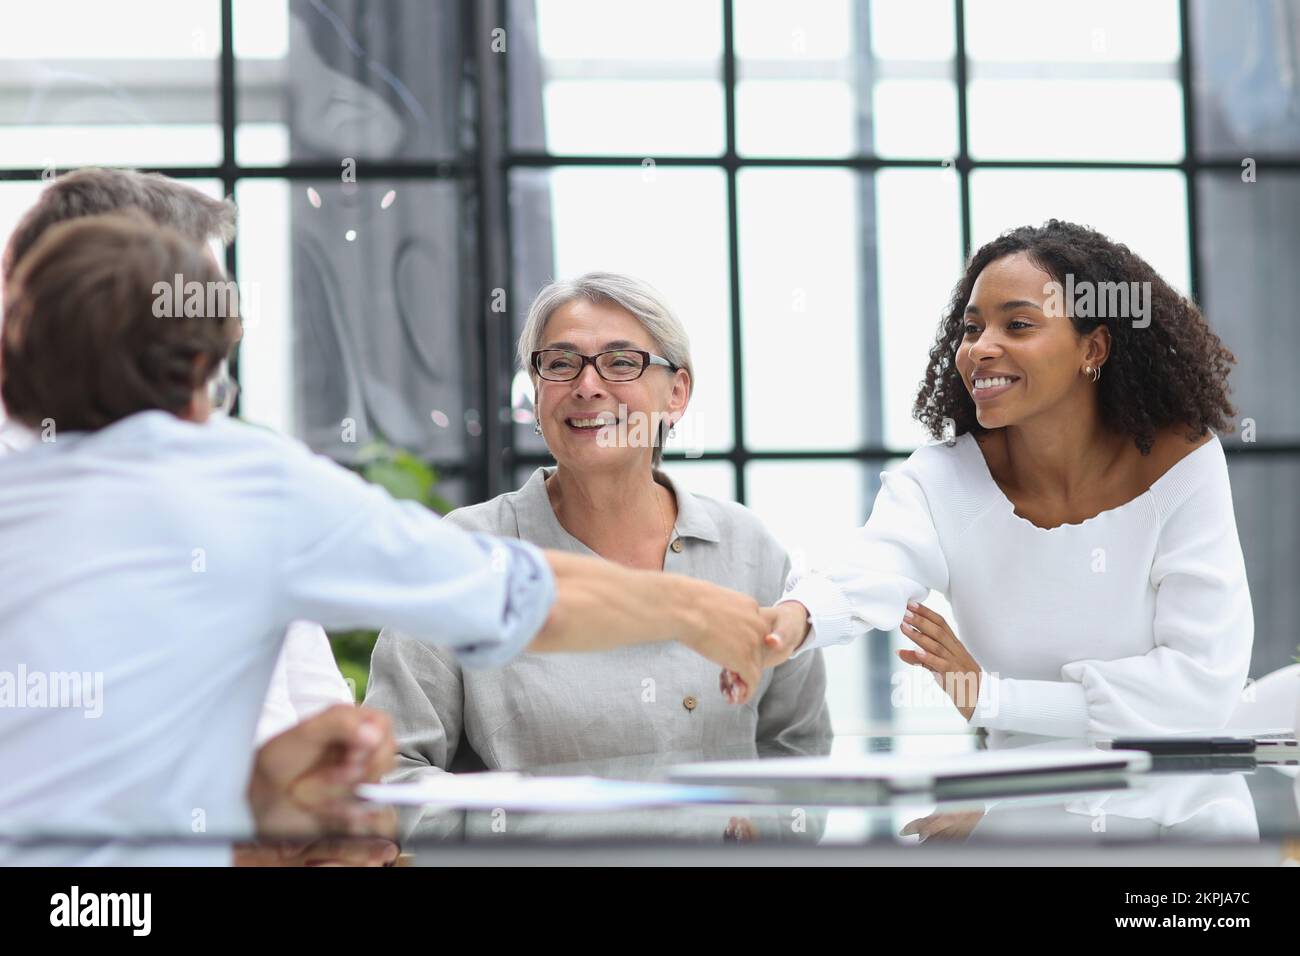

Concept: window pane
[[1192, 0, 1300, 158], [659, 460, 737, 503], [1198, 171, 1300, 444], [875, 169, 963, 451], [542, 81, 725, 156], [745, 460, 868, 567], [965, 0, 1183, 162], [738, 168, 960, 452], [0, 0, 220, 59], [966, 0, 1181, 62], [233, 0, 290, 165], [871, 79, 958, 159], [234, 179, 294, 436], [969, 169, 1191, 294], [735, 0, 957, 159], [738, 169, 862, 450], [746, 460, 872, 730], [233, 0, 289, 59], [509, 166, 733, 455], [509, 0, 725, 156], [967, 79, 1184, 162], [870, 0, 957, 60], [0, 1, 220, 169], [236, 0, 468, 165], [736, 80, 858, 157]]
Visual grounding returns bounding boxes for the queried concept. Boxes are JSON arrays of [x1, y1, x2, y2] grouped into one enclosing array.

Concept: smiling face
[[534, 297, 690, 474], [954, 252, 1109, 431]]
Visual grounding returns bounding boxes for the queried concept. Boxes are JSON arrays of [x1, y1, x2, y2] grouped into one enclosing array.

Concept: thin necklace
[[653, 480, 674, 551], [549, 471, 675, 556]]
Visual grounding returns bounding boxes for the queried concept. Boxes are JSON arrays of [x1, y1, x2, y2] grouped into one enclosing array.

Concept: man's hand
[[716, 601, 810, 703], [245, 704, 397, 840], [673, 577, 772, 704], [232, 834, 400, 867], [536, 551, 775, 704]]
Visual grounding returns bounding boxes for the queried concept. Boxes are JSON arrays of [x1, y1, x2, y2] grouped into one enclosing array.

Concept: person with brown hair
[[2, 213, 239, 428], [1, 167, 236, 279], [0, 168, 356, 754], [0, 214, 777, 862], [0, 168, 235, 451]]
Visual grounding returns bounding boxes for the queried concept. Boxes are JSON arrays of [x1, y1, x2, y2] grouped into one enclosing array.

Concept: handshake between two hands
[[709, 591, 982, 724], [237, 596, 983, 866], [714, 600, 811, 706]]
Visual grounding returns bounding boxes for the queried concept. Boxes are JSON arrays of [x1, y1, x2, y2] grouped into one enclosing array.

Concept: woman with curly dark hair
[[758, 220, 1253, 739]]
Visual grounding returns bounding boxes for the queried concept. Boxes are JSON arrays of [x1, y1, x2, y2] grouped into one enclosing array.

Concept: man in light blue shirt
[[0, 214, 775, 854]]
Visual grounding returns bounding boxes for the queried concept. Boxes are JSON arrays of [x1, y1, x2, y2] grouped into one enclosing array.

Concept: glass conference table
[[6, 731, 1299, 866], [380, 731, 1300, 866]]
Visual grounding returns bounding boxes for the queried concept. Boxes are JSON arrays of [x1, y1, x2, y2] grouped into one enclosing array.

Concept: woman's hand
[[901, 808, 986, 843], [716, 602, 809, 703], [671, 576, 773, 704], [761, 602, 811, 668], [897, 600, 983, 722]]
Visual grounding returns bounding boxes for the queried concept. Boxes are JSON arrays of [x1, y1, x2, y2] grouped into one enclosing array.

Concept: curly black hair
[[913, 219, 1238, 455]]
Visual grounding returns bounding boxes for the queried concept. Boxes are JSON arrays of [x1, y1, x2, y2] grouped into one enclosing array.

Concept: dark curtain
[[285, 0, 480, 464], [1194, 0, 1300, 676]]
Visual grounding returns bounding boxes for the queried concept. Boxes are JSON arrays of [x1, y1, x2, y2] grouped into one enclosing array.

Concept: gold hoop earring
[[1084, 365, 1101, 384]]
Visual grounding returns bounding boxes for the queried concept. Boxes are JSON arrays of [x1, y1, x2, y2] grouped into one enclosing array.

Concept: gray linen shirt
[[365, 466, 830, 779]]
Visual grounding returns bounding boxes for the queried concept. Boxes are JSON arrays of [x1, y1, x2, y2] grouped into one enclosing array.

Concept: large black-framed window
[[2, 0, 493, 504], [1, 0, 1297, 694], [493, 0, 1299, 476], [489, 0, 1300, 689]]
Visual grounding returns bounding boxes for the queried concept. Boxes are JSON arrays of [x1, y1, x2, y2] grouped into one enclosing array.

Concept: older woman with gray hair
[[366, 272, 829, 777]]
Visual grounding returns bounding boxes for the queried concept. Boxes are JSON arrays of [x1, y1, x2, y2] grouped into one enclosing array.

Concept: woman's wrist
[[776, 600, 812, 650]]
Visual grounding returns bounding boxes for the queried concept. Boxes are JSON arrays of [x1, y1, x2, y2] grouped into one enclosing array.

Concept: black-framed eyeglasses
[[531, 348, 677, 383]]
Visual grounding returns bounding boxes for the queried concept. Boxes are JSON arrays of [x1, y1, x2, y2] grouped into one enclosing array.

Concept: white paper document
[[358, 773, 740, 812]]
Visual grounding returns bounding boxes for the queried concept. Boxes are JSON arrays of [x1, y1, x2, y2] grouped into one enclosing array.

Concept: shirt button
[[683, 695, 698, 711], [670, 538, 684, 553]]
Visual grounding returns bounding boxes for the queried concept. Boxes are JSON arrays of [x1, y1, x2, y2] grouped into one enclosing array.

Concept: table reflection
[[2, 732, 1295, 865]]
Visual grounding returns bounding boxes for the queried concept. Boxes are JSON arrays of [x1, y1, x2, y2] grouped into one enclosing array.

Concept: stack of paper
[[358, 773, 740, 812]]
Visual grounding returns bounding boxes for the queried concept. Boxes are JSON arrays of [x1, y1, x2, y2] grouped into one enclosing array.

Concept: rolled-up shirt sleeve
[[451, 533, 555, 669], [271, 441, 555, 668], [781, 462, 949, 656]]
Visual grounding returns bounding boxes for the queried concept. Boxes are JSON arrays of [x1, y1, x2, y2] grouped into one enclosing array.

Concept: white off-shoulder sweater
[[783, 432, 1253, 738]]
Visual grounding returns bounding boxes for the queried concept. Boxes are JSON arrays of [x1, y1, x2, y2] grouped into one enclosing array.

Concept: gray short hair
[[3, 167, 237, 279], [518, 272, 693, 466]]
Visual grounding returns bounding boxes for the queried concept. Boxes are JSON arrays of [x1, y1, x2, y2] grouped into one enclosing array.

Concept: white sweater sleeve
[[972, 447, 1254, 738], [782, 458, 950, 654]]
